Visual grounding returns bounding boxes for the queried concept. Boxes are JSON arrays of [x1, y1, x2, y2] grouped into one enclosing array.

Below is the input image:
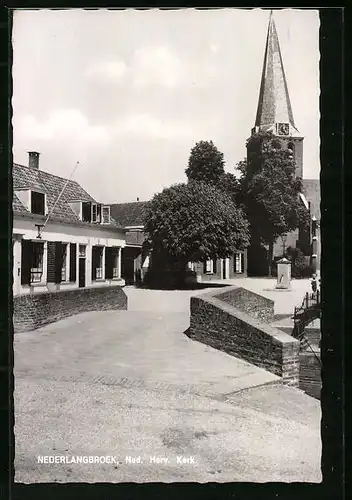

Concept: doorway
[[79, 258, 86, 288], [222, 258, 229, 279], [121, 256, 135, 285]]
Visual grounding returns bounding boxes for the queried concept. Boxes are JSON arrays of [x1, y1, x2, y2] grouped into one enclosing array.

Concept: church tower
[[250, 11, 304, 179]]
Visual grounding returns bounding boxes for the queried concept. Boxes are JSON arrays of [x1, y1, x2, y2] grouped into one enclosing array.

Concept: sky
[[12, 8, 320, 204]]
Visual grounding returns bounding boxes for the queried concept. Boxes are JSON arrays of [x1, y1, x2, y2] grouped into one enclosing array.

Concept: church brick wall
[[13, 285, 127, 332], [188, 287, 300, 386], [293, 138, 304, 179]]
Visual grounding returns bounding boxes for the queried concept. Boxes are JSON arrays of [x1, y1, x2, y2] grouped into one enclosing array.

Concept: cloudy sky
[[12, 8, 320, 203]]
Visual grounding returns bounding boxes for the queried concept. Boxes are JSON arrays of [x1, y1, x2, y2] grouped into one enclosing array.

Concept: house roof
[[13, 163, 122, 229], [110, 201, 150, 227], [13, 192, 29, 213], [302, 179, 320, 220]]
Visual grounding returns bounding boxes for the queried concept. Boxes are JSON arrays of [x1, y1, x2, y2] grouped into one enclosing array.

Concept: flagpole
[[37, 161, 80, 238]]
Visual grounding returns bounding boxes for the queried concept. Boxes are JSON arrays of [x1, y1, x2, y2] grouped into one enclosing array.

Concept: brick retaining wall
[[13, 285, 128, 332], [299, 351, 321, 399], [188, 287, 300, 386]]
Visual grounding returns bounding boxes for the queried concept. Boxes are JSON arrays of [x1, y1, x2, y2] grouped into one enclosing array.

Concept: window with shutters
[[30, 242, 44, 283], [46, 241, 67, 284], [60, 244, 69, 281], [92, 246, 104, 280], [92, 203, 98, 222], [101, 206, 110, 224]]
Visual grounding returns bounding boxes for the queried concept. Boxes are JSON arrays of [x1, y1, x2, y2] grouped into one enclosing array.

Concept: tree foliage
[[185, 140, 241, 204], [239, 131, 310, 249], [144, 181, 250, 265], [218, 171, 242, 205], [185, 140, 225, 185]]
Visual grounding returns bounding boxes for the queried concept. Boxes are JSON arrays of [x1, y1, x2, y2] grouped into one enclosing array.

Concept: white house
[[13, 152, 126, 296]]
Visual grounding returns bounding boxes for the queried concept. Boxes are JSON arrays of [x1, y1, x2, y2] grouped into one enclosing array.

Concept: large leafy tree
[[239, 131, 310, 275], [218, 171, 242, 205], [185, 140, 225, 185], [144, 181, 250, 285], [186, 140, 241, 203]]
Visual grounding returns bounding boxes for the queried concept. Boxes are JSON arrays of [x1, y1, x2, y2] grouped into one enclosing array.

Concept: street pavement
[[14, 285, 321, 483]]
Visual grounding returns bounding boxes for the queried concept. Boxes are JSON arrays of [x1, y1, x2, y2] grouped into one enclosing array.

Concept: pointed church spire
[[253, 10, 299, 136]]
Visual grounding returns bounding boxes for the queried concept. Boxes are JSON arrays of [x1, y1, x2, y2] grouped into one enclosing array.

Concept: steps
[[270, 316, 320, 347]]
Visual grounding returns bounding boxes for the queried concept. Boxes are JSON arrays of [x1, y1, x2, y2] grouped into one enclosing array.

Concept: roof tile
[[110, 201, 150, 227]]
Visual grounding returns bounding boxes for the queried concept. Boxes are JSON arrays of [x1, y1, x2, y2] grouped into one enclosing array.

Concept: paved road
[[14, 286, 321, 483]]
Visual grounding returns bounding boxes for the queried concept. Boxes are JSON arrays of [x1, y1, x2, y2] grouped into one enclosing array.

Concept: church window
[[288, 142, 295, 153]]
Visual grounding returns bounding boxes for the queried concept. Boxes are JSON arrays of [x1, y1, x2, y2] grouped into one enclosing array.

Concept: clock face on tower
[[277, 122, 289, 136]]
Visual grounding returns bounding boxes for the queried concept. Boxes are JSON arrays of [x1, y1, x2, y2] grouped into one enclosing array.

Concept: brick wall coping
[[13, 285, 128, 332], [16, 283, 125, 299], [195, 287, 298, 346], [216, 285, 274, 308]]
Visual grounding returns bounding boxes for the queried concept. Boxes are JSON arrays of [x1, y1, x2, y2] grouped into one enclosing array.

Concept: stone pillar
[[276, 257, 291, 289]]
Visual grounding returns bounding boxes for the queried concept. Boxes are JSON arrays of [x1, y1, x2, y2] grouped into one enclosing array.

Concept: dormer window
[[31, 191, 45, 215], [101, 206, 110, 224], [91, 203, 102, 223], [81, 201, 109, 224]]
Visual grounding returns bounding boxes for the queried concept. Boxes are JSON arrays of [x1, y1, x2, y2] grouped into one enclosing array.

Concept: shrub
[[285, 246, 313, 278]]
